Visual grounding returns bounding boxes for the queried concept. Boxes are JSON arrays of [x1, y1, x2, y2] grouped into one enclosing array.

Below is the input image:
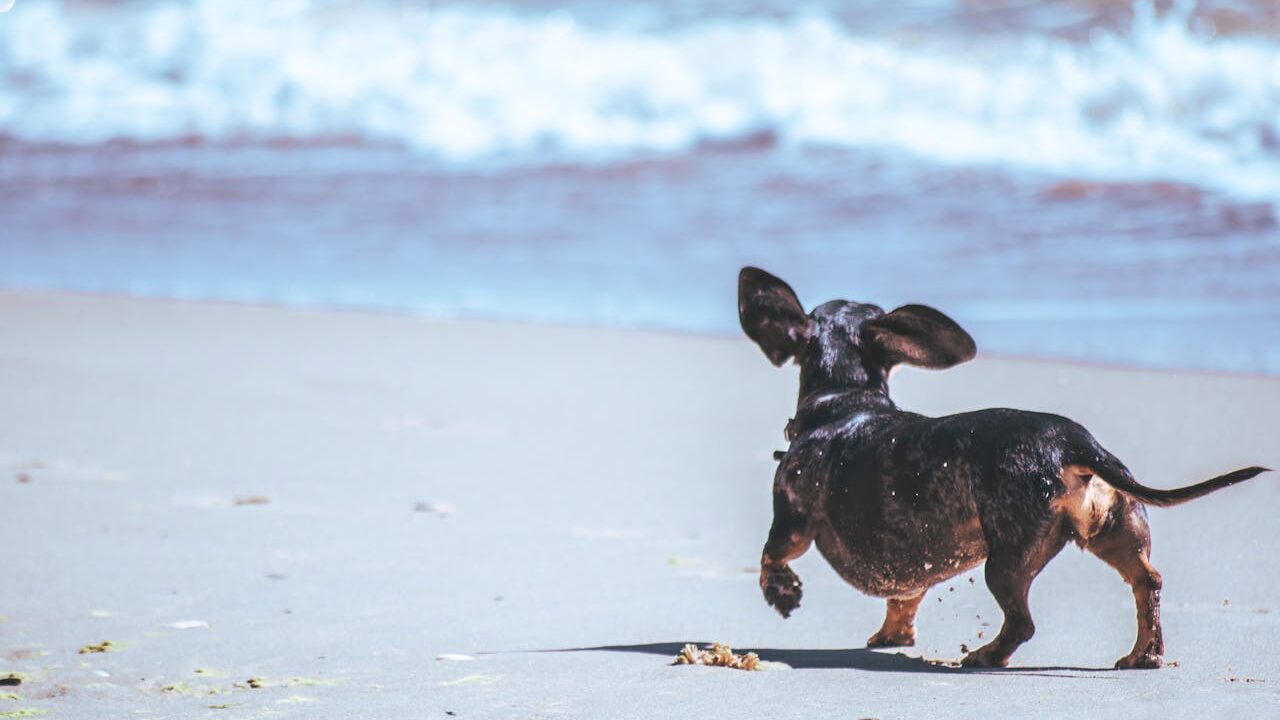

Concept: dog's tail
[[1072, 446, 1269, 508]]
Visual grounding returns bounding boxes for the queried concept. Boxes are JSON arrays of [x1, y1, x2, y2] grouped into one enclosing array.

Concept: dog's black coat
[[740, 266, 1268, 669]]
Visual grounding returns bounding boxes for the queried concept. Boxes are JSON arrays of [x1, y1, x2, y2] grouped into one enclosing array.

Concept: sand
[[0, 291, 1277, 719]]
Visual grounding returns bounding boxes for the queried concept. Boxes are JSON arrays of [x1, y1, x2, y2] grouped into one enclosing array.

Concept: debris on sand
[[78, 641, 116, 654], [0, 710, 45, 718], [0, 676, 20, 687], [671, 643, 760, 671], [237, 676, 327, 689]]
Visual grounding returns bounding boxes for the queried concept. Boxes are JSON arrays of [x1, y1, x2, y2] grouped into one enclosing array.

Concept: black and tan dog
[[739, 266, 1268, 669]]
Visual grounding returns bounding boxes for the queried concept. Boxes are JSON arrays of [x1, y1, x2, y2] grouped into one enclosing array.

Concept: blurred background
[[0, 0, 1276, 373]]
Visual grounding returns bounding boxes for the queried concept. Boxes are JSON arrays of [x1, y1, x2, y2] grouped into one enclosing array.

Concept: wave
[[1, 1, 1278, 200]]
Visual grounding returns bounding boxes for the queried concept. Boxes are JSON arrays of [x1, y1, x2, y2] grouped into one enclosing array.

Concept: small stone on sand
[[414, 501, 456, 517]]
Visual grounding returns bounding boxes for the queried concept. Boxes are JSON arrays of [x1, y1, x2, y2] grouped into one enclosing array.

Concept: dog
[[738, 266, 1269, 669]]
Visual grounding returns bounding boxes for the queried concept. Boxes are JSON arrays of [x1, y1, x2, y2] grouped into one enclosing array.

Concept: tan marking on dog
[[1056, 465, 1118, 544]]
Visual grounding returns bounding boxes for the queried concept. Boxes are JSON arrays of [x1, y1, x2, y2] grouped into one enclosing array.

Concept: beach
[[2, 291, 1277, 718], [2, 0, 1277, 716]]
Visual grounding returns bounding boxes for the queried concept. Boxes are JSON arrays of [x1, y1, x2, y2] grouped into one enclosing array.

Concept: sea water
[[0, 0, 1277, 372]]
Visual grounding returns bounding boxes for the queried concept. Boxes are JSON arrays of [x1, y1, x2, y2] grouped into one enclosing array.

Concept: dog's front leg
[[760, 510, 814, 619]]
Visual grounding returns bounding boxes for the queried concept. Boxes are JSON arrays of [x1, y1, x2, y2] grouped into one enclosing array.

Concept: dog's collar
[[789, 389, 894, 441]]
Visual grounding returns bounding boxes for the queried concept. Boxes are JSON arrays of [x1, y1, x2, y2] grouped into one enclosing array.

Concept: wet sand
[[1, 292, 1277, 718]]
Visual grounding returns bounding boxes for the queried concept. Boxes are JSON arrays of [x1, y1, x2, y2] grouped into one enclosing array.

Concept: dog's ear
[[739, 267, 811, 366], [860, 304, 976, 370]]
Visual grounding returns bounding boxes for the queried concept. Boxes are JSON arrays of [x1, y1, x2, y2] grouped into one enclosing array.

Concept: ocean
[[1, 0, 1277, 373]]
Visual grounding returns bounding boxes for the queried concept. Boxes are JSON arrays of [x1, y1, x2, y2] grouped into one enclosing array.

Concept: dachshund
[[739, 266, 1269, 669]]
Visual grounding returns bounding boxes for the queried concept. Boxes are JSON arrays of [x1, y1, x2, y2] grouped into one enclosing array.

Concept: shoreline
[[3, 288, 1274, 381]]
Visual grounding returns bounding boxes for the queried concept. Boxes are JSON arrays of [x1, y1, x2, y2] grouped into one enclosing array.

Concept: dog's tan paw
[[960, 646, 1010, 668], [1114, 652, 1163, 670], [866, 629, 916, 648]]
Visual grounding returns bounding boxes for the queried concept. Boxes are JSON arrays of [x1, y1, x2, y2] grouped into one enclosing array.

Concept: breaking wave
[[1, 0, 1278, 199]]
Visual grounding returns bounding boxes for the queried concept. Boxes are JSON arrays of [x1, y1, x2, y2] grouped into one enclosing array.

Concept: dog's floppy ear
[[860, 304, 976, 370], [739, 267, 811, 366]]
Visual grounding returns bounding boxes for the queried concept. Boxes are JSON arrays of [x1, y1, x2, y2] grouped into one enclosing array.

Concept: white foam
[[0, 1, 1277, 199]]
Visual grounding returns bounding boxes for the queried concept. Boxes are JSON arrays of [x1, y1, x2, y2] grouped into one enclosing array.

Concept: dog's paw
[[1114, 652, 1163, 670], [866, 628, 916, 648], [761, 566, 803, 618], [959, 645, 1010, 668]]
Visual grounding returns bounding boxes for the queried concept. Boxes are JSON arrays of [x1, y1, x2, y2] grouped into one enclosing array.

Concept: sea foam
[[0, 1, 1277, 199]]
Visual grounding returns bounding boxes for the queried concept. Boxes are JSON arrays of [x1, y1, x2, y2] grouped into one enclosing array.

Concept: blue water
[[1, 0, 1278, 373]]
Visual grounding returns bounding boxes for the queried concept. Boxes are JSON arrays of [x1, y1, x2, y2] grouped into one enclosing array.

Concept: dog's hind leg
[[867, 593, 926, 647], [1085, 498, 1164, 669], [962, 522, 1071, 668]]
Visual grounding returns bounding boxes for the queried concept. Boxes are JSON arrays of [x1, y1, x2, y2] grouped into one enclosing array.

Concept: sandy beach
[[1, 291, 1278, 719]]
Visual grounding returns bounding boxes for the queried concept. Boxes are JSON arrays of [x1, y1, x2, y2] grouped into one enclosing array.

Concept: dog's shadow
[[546, 642, 1117, 678]]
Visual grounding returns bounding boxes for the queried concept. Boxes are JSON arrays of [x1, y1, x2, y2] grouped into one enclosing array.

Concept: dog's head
[[738, 266, 976, 393]]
